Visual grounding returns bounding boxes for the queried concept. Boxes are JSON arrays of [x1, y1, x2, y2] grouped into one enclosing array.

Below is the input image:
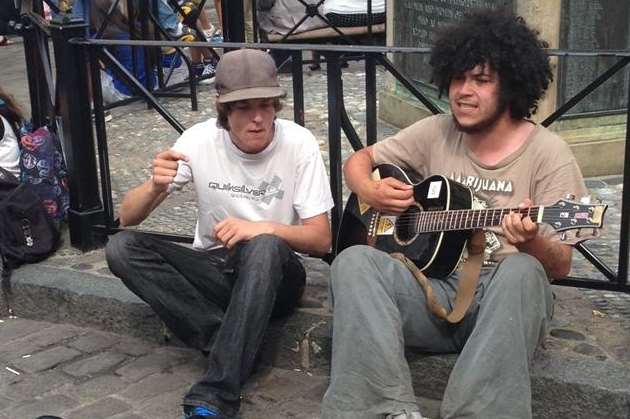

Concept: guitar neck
[[415, 206, 543, 233]]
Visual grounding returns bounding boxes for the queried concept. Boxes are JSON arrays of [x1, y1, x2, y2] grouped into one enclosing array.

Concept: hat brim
[[217, 86, 287, 103]]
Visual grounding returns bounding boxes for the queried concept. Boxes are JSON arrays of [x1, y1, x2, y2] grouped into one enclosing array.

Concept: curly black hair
[[429, 8, 552, 120]]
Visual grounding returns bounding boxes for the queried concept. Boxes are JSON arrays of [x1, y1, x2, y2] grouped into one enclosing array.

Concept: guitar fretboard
[[414, 207, 542, 233]]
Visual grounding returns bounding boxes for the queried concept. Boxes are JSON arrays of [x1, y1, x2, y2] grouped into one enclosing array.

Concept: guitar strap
[[391, 229, 486, 324]]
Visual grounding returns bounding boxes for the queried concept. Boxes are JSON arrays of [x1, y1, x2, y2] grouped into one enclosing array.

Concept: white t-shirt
[[323, 0, 385, 15], [0, 115, 20, 178], [169, 118, 334, 250]]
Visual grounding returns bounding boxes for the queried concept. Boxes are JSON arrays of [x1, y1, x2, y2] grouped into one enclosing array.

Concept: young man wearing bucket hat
[[105, 49, 334, 419]]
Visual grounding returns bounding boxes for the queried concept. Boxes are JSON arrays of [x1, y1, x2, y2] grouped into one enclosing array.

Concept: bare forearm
[[267, 222, 331, 256], [119, 180, 167, 226], [517, 236, 572, 279], [344, 147, 375, 196]]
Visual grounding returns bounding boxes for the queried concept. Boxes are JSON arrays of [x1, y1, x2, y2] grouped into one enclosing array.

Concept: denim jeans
[[106, 231, 306, 417], [157, 0, 178, 32], [321, 246, 553, 419]]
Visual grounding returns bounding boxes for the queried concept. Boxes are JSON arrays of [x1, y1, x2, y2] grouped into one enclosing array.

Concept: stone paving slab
[[0, 317, 445, 419]]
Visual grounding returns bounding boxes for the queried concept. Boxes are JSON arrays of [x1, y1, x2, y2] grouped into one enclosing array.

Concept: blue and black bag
[[19, 123, 70, 224]]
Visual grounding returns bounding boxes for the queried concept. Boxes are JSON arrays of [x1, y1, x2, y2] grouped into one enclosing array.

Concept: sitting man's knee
[[105, 230, 142, 274], [497, 253, 548, 292], [332, 245, 378, 273], [243, 234, 290, 254], [502, 253, 545, 274]]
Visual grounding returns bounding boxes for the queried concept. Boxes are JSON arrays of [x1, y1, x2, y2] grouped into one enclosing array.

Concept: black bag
[[0, 167, 60, 316]]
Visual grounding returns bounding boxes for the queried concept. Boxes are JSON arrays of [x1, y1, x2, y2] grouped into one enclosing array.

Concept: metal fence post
[[49, 20, 105, 250], [223, 0, 245, 42], [17, 16, 50, 128]]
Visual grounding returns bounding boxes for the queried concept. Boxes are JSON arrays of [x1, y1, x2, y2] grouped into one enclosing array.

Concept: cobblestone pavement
[[0, 317, 329, 419]]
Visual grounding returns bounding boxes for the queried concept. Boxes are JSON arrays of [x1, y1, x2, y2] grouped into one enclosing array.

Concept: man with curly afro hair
[[322, 8, 588, 419]]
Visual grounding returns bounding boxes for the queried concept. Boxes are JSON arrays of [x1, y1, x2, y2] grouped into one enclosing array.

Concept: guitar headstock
[[544, 197, 607, 234]]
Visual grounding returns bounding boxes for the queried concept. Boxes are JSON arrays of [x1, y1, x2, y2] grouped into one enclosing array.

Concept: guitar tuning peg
[[575, 229, 581, 238], [592, 228, 597, 237], [560, 232, 567, 241], [580, 196, 591, 204], [565, 193, 576, 200]]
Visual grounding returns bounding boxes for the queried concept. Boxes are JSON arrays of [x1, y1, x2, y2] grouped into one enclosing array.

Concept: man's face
[[226, 98, 277, 154], [448, 64, 506, 134]]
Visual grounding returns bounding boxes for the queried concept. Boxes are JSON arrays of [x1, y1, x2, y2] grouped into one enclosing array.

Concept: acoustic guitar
[[336, 164, 607, 279]]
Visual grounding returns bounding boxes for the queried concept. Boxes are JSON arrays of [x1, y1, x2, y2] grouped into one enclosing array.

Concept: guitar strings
[[387, 207, 594, 230]]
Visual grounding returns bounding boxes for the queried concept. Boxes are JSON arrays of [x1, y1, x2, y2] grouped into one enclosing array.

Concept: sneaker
[[209, 34, 223, 43], [183, 405, 221, 418], [192, 61, 216, 84], [202, 24, 216, 41]]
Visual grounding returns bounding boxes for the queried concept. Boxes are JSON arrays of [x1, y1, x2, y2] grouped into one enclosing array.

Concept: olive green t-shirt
[[372, 114, 588, 263]]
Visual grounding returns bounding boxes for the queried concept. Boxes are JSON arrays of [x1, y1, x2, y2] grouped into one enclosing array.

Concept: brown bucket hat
[[215, 49, 286, 103]]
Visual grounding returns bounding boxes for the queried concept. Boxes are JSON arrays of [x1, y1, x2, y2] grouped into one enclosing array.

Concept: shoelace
[[201, 64, 215, 77]]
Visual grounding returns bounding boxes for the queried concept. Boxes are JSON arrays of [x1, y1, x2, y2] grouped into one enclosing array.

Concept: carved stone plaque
[[558, 0, 630, 114], [393, 0, 514, 87]]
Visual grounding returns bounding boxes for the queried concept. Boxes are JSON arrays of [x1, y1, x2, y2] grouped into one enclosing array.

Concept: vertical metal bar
[[224, 0, 244, 43], [325, 52, 343, 252], [291, 50, 305, 126], [617, 72, 630, 285], [252, 0, 259, 43], [21, 17, 49, 128], [367, 0, 373, 40], [89, 47, 115, 229], [140, 0, 154, 107], [50, 21, 105, 250], [365, 52, 377, 145], [151, 0, 165, 89], [127, 0, 139, 84]]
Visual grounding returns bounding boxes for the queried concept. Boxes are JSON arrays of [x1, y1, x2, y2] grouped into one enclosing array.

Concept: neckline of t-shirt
[[222, 120, 280, 161], [463, 121, 538, 170]]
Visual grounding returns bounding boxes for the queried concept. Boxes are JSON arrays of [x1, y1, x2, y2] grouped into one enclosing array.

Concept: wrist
[[149, 178, 168, 195], [515, 234, 543, 254], [356, 178, 378, 202], [262, 221, 276, 236]]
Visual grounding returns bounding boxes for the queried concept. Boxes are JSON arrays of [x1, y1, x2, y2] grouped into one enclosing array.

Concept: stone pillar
[[516, 0, 561, 123]]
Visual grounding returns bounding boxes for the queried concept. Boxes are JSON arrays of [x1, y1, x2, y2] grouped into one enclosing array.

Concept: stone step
[[3, 261, 630, 418], [554, 125, 627, 144]]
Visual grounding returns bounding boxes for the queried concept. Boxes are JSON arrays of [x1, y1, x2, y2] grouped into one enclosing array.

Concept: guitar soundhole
[[394, 204, 422, 246]]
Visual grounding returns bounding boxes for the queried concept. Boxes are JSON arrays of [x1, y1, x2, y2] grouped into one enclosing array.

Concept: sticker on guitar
[[427, 181, 442, 199], [376, 216, 396, 235]]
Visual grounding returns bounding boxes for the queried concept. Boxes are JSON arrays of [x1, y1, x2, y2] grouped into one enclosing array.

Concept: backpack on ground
[[19, 123, 69, 223], [0, 167, 60, 316]]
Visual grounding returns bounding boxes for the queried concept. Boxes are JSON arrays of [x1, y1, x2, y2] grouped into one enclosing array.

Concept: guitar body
[[336, 164, 474, 278]]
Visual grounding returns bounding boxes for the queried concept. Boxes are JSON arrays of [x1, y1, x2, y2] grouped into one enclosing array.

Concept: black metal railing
[[17, 7, 630, 292]]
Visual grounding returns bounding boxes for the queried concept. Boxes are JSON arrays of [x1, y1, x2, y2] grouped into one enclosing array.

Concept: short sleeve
[[372, 116, 441, 178], [293, 141, 334, 220]]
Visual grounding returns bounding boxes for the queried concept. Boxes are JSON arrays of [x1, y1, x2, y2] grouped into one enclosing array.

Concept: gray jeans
[[321, 245, 553, 419]]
